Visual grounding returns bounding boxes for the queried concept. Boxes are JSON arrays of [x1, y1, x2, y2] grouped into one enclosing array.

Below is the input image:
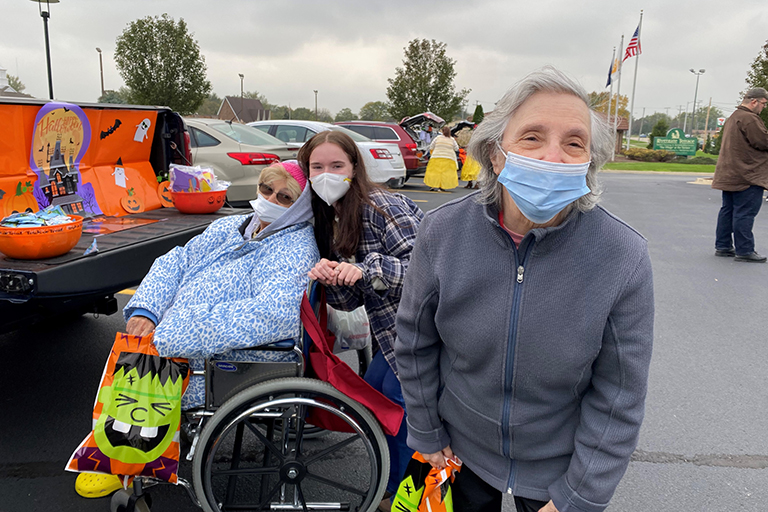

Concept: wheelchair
[[110, 283, 387, 512]]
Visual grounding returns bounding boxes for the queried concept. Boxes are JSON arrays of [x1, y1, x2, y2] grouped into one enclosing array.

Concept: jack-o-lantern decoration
[[157, 181, 173, 208], [3, 181, 40, 218], [120, 187, 145, 213]]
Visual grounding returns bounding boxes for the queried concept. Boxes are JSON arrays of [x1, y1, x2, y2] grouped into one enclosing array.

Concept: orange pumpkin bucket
[[0, 215, 84, 260], [171, 190, 227, 214]]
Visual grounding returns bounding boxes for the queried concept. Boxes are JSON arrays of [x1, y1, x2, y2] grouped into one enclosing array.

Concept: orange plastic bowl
[[0, 215, 83, 260], [171, 190, 227, 214]]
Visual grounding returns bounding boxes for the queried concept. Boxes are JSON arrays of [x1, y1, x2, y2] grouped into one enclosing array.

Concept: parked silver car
[[248, 120, 406, 187], [184, 118, 299, 205]]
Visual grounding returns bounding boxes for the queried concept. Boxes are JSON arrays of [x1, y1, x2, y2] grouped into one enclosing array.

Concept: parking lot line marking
[[117, 289, 136, 295], [412, 199, 428, 203]]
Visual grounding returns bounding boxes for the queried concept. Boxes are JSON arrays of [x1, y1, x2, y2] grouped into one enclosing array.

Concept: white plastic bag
[[327, 305, 372, 353]]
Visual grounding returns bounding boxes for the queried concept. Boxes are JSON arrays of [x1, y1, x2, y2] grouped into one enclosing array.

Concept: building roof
[[220, 96, 268, 123], [0, 86, 33, 98], [597, 112, 629, 131]]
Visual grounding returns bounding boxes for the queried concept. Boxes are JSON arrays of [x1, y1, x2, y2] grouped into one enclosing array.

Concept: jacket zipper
[[501, 237, 533, 494]]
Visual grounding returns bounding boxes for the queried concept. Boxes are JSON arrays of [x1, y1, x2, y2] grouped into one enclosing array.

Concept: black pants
[[451, 463, 549, 512]]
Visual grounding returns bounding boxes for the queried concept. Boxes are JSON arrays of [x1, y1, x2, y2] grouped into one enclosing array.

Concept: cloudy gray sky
[[2, 0, 767, 120]]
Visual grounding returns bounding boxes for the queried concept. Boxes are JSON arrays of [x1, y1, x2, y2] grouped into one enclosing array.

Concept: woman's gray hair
[[467, 66, 613, 212]]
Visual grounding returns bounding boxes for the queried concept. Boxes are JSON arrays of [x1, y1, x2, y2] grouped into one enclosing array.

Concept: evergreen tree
[[7, 74, 25, 93], [647, 119, 669, 149], [712, 127, 723, 155], [472, 104, 484, 124]]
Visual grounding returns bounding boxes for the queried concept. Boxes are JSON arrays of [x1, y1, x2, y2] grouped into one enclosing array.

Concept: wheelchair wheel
[[110, 489, 151, 512], [192, 377, 389, 512]]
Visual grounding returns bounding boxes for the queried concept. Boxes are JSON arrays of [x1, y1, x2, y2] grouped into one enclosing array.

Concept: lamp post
[[238, 73, 244, 121], [689, 69, 705, 137], [30, 0, 59, 100], [96, 47, 104, 98], [313, 90, 318, 121]]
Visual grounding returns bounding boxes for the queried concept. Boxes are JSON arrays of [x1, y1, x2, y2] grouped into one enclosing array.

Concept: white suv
[[248, 120, 406, 187]]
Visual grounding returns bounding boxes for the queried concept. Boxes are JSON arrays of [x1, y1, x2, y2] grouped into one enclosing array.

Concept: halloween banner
[[66, 333, 189, 484], [391, 452, 462, 512], [0, 102, 160, 219]]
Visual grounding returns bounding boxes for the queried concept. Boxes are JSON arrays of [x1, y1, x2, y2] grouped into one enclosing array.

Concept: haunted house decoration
[[38, 138, 85, 215]]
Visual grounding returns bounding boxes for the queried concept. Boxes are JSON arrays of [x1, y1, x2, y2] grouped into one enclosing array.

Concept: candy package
[[169, 164, 230, 193], [1, 205, 74, 227]]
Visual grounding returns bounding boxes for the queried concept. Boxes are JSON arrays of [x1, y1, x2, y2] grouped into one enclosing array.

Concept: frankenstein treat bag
[[391, 452, 462, 512], [66, 333, 189, 483]]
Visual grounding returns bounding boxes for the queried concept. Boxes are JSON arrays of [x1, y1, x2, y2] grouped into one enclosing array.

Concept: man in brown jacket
[[712, 88, 768, 262]]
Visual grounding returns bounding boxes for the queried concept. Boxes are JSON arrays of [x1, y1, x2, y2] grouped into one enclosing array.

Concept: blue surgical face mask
[[496, 143, 591, 224]]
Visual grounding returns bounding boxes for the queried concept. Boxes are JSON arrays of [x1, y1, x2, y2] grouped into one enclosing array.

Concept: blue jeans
[[715, 186, 764, 255], [363, 350, 413, 495]]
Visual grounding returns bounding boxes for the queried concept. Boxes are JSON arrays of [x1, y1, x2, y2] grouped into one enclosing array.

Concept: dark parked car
[[334, 121, 425, 179]]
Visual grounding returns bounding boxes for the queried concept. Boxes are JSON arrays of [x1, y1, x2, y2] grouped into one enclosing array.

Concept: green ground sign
[[653, 128, 697, 156]]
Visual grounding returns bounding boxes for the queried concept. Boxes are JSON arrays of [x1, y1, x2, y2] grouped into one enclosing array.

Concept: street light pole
[[31, 0, 60, 100], [96, 47, 104, 98], [313, 90, 318, 121], [689, 68, 705, 137], [238, 73, 244, 122]]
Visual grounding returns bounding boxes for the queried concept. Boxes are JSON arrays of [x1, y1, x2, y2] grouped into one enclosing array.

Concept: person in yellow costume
[[424, 126, 459, 191], [461, 154, 481, 189]]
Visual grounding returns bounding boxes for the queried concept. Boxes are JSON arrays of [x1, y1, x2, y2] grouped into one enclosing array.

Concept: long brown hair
[[297, 130, 381, 259]]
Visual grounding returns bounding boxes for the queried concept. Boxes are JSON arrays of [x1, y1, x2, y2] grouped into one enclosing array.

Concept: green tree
[[291, 107, 314, 120], [472, 104, 484, 124], [359, 101, 391, 121], [270, 105, 291, 119], [647, 119, 670, 149], [334, 108, 358, 122], [588, 91, 629, 120], [386, 39, 470, 121], [703, 134, 712, 154], [631, 112, 670, 136], [315, 108, 333, 123], [712, 127, 723, 155], [114, 13, 211, 115], [7, 74, 25, 93], [98, 87, 131, 104], [195, 92, 222, 116], [745, 39, 768, 128], [242, 90, 268, 103]]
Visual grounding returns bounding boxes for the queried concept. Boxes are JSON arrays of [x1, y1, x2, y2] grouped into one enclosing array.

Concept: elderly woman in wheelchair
[[77, 161, 392, 512]]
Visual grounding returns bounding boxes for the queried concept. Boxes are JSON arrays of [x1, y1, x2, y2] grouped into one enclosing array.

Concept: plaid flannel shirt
[[326, 188, 424, 375]]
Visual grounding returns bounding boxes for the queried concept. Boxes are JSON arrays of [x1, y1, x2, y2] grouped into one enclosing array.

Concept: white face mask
[[310, 172, 352, 206], [250, 195, 289, 224]]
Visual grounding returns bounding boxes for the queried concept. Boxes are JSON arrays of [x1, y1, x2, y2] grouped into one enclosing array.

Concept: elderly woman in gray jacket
[[395, 66, 654, 512]]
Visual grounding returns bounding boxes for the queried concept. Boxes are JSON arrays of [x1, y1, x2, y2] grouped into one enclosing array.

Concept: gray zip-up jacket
[[395, 193, 654, 512]]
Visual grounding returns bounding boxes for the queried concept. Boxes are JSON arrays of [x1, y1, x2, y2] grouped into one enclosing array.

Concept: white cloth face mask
[[250, 195, 289, 224], [310, 172, 352, 206]]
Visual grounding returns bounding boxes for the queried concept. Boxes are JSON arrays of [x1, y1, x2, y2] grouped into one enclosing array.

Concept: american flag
[[623, 25, 642, 61]]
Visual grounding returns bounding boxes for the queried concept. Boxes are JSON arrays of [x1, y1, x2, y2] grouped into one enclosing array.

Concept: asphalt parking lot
[[1, 172, 767, 511]]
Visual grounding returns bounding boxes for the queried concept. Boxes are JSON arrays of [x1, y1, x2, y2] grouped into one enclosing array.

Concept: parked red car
[[334, 121, 425, 179]]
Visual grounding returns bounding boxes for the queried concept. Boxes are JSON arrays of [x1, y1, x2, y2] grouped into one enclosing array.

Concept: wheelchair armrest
[[239, 339, 297, 351]]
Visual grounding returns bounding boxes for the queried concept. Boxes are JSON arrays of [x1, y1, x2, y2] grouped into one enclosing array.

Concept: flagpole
[[612, 35, 624, 161], [625, 10, 643, 150]]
